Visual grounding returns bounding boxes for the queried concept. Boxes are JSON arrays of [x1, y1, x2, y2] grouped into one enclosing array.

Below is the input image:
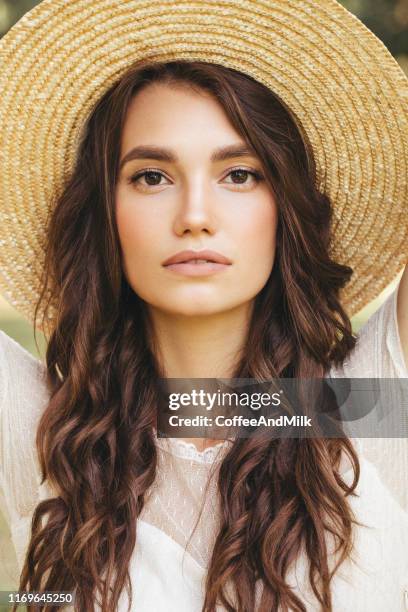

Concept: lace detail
[[140, 440, 224, 568], [155, 436, 232, 464]]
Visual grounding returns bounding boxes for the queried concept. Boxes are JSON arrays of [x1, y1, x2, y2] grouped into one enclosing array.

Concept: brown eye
[[144, 171, 162, 185], [230, 169, 250, 184], [224, 168, 264, 187], [130, 170, 164, 185]]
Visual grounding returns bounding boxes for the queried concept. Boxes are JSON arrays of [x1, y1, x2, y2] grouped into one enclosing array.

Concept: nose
[[173, 178, 217, 237]]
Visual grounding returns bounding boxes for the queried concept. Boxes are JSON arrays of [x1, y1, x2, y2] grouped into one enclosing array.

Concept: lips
[[162, 249, 232, 266]]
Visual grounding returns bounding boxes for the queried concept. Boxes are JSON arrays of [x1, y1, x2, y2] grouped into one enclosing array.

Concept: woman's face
[[115, 82, 278, 318]]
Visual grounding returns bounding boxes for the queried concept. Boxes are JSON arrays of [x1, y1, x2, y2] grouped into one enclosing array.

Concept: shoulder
[[348, 455, 408, 576], [348, 456, 408, 530], [335, 456, 408, 605], [289, 454, 408, 610]]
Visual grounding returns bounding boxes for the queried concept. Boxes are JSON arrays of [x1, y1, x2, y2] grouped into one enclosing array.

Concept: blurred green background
[[0, 0, 406, 606]]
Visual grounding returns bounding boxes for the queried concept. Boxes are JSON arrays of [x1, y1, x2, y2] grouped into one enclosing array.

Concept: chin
[[162, 302, 228, 317]]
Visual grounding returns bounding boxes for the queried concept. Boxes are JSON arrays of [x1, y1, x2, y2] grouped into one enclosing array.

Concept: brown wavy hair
[[15, 61, 361, 612]]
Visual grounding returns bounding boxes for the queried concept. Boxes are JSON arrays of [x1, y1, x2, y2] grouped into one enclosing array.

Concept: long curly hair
[[15, 60, 360, 612]]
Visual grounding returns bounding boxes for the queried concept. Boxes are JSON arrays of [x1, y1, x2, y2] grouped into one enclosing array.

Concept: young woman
[[0, 2, 407, 612]]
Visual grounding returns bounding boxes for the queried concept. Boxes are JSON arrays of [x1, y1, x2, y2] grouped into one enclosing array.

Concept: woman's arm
[[397, 264, 408, 369]]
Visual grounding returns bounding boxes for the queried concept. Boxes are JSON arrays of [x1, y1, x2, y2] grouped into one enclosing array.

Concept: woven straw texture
[[0, 0, 407, 326]]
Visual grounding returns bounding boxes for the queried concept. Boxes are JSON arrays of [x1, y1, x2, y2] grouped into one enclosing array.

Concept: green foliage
[[341, 0, 408, 56]]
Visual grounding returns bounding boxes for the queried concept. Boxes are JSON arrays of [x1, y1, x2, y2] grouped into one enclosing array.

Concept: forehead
[[120, 82, 241, 150]]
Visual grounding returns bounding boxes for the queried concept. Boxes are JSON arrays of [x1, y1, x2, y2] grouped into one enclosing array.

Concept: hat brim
[[0, 0, 407, 325]]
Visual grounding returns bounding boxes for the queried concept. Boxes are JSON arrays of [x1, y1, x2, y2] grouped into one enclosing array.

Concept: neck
[[146, 302, 253, 378]]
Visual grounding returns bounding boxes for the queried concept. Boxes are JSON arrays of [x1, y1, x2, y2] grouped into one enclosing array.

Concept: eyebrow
[[119, 143, 257, 170]]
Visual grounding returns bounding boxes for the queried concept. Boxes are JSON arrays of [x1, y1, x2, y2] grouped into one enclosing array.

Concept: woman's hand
[[397, 264, 408, 370]]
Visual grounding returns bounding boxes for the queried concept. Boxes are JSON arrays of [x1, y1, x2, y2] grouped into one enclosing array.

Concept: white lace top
[[1, 285, 408, 611]]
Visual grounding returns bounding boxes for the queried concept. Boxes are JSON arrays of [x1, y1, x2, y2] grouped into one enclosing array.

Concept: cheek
[[237, 197, 278, 269], [116, 191, 157, 253], [115, 196, 161, 282]]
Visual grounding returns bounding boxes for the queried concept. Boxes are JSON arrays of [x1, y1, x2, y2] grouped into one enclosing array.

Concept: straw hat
[[0, 0, 407, 327]]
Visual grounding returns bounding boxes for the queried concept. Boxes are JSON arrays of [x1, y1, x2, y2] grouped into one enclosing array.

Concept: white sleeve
[[0, 330, 49, 526], [0, 331, 11, 528], [339, 283, 407, 378], [332, 281, 408, 514]]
